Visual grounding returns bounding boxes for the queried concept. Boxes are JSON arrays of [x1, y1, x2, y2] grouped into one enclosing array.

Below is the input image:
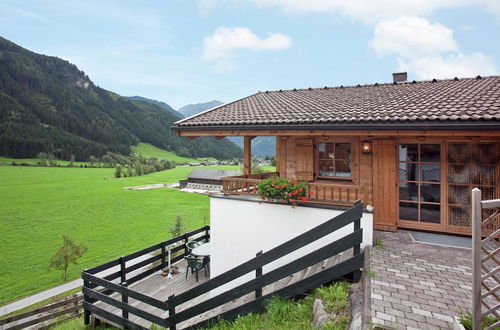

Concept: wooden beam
[[243, 136, 252, 177], [177, 130, 500, 138]]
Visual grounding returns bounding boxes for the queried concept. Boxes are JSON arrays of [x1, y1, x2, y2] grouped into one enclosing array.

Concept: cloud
[[202, 26, 292, 72], [370, 16, 497, 79], [370, 17, 458, 57]]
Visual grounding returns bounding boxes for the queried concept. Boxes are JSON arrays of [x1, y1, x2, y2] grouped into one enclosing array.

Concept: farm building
[[179, 169, 242, 190]]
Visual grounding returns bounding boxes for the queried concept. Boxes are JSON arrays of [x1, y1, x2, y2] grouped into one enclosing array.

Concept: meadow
[[0, 163, 275, 306], [131, 143, 216, 163]]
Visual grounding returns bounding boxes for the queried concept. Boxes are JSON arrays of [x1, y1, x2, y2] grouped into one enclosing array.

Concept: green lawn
[[0, 156, 89, 167], [131, 143, 217, 163], [0, 164, 261, 306]]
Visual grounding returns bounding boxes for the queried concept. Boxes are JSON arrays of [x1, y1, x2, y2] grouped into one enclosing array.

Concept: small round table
[[191, 243, 210, 257]]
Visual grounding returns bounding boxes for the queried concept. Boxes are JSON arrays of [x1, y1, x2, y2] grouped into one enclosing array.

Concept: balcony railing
[[221, 174, 371, 206]]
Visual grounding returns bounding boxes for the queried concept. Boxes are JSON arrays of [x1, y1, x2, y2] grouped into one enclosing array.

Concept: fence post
[[352, 200, 362, 282], [168, 294, 176, 330], [83, 270, 91, 325], [184, 234, 189, 256], [121, 282, 129, 320], [472, 188, 482, 330], [205, 226, 210, 243], [120, 256, 126, 283], [255, 250, 263, 299], [161, 241, 167, 270]]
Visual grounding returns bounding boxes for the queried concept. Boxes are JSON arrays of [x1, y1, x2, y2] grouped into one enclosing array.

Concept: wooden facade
[[217, 131, 500, 235]]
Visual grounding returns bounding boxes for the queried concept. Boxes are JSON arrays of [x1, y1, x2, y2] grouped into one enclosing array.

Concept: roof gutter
[[171, 121, 500, 132]]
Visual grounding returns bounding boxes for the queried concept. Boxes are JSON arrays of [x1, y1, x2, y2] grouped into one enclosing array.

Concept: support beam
[[243, 136, 253, 177]]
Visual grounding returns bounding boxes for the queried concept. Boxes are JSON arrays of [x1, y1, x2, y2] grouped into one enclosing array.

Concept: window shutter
[[295, 138, 314, 180]]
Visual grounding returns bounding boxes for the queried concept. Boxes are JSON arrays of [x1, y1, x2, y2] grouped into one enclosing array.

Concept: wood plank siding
[[270, 133, 500, 234]]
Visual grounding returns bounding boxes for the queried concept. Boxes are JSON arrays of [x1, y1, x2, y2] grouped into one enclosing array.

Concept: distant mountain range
[[178, 100, 223, 118], [0, 36, 241, 161], [126, 96, 184, 118], [176, 101, 276, 158]]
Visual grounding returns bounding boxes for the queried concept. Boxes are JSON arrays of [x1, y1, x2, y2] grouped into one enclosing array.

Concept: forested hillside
[[0, 37, 241, 161]]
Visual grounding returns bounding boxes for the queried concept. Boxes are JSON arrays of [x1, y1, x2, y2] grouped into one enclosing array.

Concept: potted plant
[[257, 176, 309, 206]]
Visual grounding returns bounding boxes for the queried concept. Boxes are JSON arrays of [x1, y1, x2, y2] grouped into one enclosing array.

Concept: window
[[318, 142, 352, 179], [398, 143, 441, 224]]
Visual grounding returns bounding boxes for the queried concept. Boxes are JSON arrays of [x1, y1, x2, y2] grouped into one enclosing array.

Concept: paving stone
[[369, 230, 473, 330], [376, 311, 396, 322]]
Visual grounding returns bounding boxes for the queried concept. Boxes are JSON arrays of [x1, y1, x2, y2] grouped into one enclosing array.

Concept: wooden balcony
[[221, 174, 371, 206]]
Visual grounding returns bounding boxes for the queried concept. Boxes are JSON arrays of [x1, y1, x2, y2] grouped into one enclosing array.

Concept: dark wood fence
[[0, 294, 82, 330], [82, 202, 364, 329]]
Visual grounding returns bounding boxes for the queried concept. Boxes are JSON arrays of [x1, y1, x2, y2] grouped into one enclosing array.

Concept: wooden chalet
[[172, 75, 500, 235]]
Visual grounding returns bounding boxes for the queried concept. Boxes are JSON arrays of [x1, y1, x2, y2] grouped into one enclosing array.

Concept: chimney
[[392, 72, 407, 83]]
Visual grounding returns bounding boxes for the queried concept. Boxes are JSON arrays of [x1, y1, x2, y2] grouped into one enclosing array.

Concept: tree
[[115, 165, 123, 178], [49, 236, 87, 280], [168, 215, 186, 238], [36, 152, 48, 166], [69, 154, 75, 167], [88, 155, 97, 167]]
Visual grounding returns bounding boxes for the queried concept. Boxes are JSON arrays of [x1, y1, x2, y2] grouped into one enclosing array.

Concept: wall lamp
[[361, 140, 372, 154]]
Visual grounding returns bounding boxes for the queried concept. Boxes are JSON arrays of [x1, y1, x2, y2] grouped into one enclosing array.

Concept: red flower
[[275, 185, 280, 189], [299, 188, 303, 192], [294, 181, 298, 186], [294, 190, 299, 194], [291, 199, 297, 203], [259, 195, 265, 199], [253, 188, 257, 193], [288, 193, 293, 196], [301, 197, 307, 202], [281, 184, 285, 188]]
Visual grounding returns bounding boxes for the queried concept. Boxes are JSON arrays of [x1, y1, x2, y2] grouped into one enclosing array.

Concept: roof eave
[[171, 120, 500, 132]]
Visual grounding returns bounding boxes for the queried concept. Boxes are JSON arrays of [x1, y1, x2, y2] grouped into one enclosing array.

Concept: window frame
[[314, 137, 356, 182]]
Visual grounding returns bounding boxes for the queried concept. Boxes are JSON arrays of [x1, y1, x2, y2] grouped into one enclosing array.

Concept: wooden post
[[119, 257, 126, 284], [472, 188, 482, 330], [244, 136, 252, 177], [121, 282, 129, 320], [83, 270, 91, 325], [353, 200, 362, 282], [168, 294, 176, 330], [205, 226, 210, 243], [161, 242, 166, 270], [184, 233, 189, 256], [255, 250, 263, 299]]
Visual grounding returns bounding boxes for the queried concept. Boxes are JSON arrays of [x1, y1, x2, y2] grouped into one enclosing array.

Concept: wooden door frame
[[396, 139, 445, 232], [395, 138, 500, 235]]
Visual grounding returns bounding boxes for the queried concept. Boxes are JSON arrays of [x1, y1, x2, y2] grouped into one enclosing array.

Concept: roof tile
[[176, 76, 500, 128]]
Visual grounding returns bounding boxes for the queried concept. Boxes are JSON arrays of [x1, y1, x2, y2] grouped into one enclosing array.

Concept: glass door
[[398, 144, 442, 229]]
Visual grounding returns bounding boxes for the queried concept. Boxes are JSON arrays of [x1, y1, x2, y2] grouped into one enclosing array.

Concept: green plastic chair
[[186, 240, 202, 253], [185, 255, 208, 282]]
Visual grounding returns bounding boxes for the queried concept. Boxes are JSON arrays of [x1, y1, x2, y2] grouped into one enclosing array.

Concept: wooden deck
[[93, 249, 354, 329]]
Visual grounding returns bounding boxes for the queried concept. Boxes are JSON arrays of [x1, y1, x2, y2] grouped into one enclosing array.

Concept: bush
[[459, 311, 499, 330], [257, 177, 308, 205]]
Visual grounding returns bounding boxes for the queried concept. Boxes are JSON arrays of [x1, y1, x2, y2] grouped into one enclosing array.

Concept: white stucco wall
[[209, 196, 372, 294]]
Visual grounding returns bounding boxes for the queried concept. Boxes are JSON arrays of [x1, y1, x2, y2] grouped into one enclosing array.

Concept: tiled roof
[[175, 76, 500, 129]]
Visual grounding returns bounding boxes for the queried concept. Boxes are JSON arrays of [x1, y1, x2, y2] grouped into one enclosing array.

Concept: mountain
[[0, 36, 241, 161], [126, 96, 184, 118], [178, 100, 223, 118], [178, 100, 275, 157], [227, 137, 276, 158]]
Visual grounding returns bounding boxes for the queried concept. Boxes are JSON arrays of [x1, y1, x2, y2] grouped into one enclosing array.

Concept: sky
[[0, 0, 499, 109]]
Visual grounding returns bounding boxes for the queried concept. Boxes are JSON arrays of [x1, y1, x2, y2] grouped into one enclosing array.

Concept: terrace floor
[[94, 251, 352, 329], [368, 230, 490, 330]]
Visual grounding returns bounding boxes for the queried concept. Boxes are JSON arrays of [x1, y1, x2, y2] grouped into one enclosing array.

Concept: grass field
[[131, 143, 216, 163], [0, 156, 89, 167], [0, 164, 275, 306]]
